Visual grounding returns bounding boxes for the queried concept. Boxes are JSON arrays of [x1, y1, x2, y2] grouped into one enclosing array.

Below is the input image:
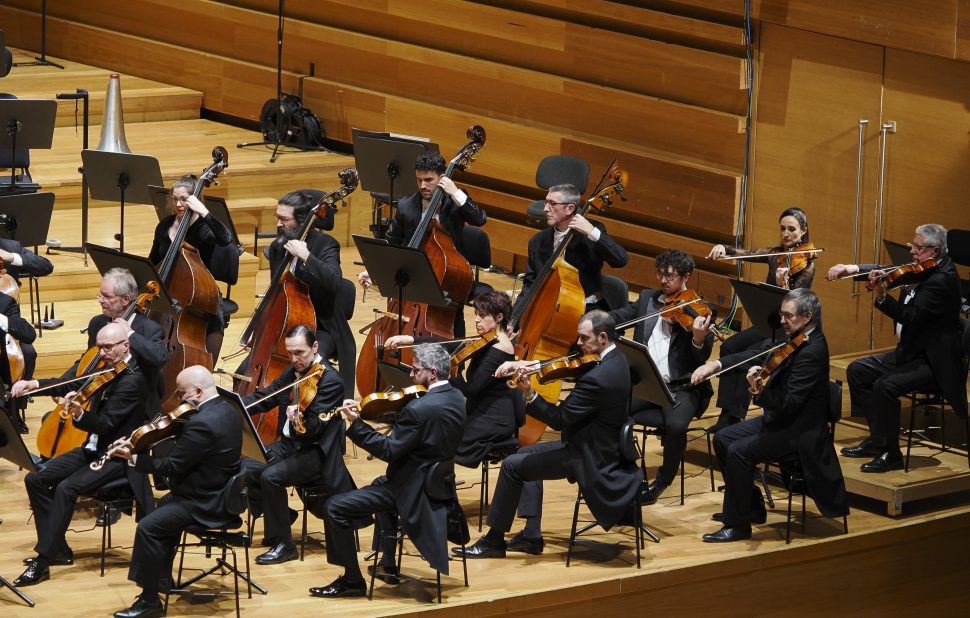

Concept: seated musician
[[265, 190, 355, 395], [518, 184, 628, 313], [111, 365, 242, 618], [148, 174, 233, 360], [706, 207, 816, 433], [10, 323, 153, 586], [691, 289, 847, 542], [384, 290, 520, 469], [456, 311, 640, 559], [240, 324, 350, 566], [828, 223, 966, 473], [312, 344, 465, 597], [608, 249, 716, 504], [357, 151, 487, 337], [0, 286, 36, 433]]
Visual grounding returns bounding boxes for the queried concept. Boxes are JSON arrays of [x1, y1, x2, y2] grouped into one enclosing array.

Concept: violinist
[[239, 324, 350, 566], [315, 344, 465, 597], [691, 289, 847, 542], [11, 323, 154, 586], [830, 224, 966, 473], [148, 174, 233, 360], [384, 290, 520, 468], [519, 184, 628, 312], [457, 311, 640, 560], [608, 249, 716, 504], [266, 190, 355, 395], [111, 365, 242, 618], [706, 207, 816, 433]]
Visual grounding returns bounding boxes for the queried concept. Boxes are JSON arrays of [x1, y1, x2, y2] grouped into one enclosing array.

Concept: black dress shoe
[[702, 526, 752, 543], [255, 541, 298, 565], [97, 506, 122, 527], [639, 479, 669, 506], [113, 594, 164, 618], [860, 452, 904, 473], [23, 551, 73, 566], [451, 536, 506, 559], [506, 533, 544, 555], [309, 576, 367, 598], [367, 564, 401, 585], [841, 438, 886, 459], [13, 561, 49, 586]]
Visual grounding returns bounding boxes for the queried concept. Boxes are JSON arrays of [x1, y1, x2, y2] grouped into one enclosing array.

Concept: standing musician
[[357, 151, 487, 337], [10, 323, 153, 586], [148, 174, 233, 361], [240, 324, 350, 566], [828, 223, 966, 472], [706, 207, 817, 433], [519, 184, 628, 312], [608, 249, 716, 504], [266, 190, 355, 395], [691, 289, 847, 542], [457, 311, 640, 559], [0, 287, 36, 433], [111, 366, 242, 618], [313, 344, 464, 598], [384, 290, 520, 468]]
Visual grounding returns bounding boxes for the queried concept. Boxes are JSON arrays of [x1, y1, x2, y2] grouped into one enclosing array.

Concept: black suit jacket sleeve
[[347, 404, 422, 463], [526, 373, 599, 431], [129, 316, 170, 371], [296, 236, 342, 296], [385, 206, 410, 246], [199, 213, 233, 247], [135, 414, 214, 476], [241, 368, 295, 416], [1, 297, 35, 343], [5, 241, 54, 279], [875, 276, 951, 328], [753, 338, 826, 427], [455, 194, 486, 227], [72, 370, 144, 436], [590, 220, 628, 268], [608, 299, 639, 331]]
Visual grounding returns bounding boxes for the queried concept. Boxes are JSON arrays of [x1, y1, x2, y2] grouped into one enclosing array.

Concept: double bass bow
[[152, 147, 228, 410], [356, 125, 486, 396]]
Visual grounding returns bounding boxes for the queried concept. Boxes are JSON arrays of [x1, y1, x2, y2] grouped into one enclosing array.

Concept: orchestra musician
[[608, 249, 716, 504], [313, 344, 464, 597], [266, 190, 355, 395], [383, 290, 521, 468], [456, 311, 640, 559], [706, 207, 816, 433], [240, 324, 351, 566], [518, 184, 628, 313], [829, 223, 966, 473], [691, 289, 847, 542], [111, 365, 242, 618], [0, 287, 36, 433], [11, 323, 154, 586], [148, 174, 233, 361]]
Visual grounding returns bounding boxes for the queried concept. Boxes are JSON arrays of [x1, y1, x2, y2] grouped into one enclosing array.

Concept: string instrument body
[[749, 331, 809, 394], [866, 258, 938, 291], [0, 258, 24, 381], [90, 402, 199, 471]]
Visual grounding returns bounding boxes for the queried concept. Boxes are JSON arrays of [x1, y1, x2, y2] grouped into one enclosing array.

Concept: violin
[[331, 385, 428, 422], [89, 402, 199, 471], [865, 258, 938, 291], [506, 353, 600, 388], [616, 289, 726, 342], [450, 329, 497, 368], [716, 241, 823, 279], [291, 363, 324, 434], [0, 258, 24, 382], [748, 331, 809, 394]]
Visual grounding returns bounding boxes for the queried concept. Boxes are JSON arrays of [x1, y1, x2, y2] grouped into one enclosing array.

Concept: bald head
[[96, 322, 130, 365], [176, 365, 217, 405]]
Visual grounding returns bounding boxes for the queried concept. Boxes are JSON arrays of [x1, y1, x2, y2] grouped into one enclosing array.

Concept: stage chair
[[461, 226, 495, 302], [476, 437, 519, 532], [525, 155, 591, 222], [600, 274, 629, 311], [85, 476, 135, 577], [633, 413, 716, 505]]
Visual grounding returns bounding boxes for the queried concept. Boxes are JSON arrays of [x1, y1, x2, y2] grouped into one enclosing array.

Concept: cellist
[[0, 280, 36, 434]]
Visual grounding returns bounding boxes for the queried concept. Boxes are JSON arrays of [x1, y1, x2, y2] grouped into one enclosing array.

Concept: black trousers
[[241, 440, 324, 543], [715, 327, 771, 420], [846, 349, 936, 454], [631, 388, 704, 486], [25, 447, 127, 559], [713, 417, 790, 528], [486, 441, 573, 534], [127, 497, 197, 594], [325, 476, 394, 570]]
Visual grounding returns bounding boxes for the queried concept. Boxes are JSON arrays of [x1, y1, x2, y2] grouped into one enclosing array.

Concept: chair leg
[[965, 417, 970, 469], [436, 570, 442, 604], [785, 489, 793, 544], [759, 468, 775, 509], [565, 492, 582, 567], [906, 408, 916, 472], [461, 541, 468, 587], [843, 514, 849, 534], [634, 494, 642, 569], [368, 528, 381, 600], [100, 502, 108, 577], [801, 490, 807, 533], [706, 431, 716, 492], [230, 547, 240, 618], [478, 463, 487, 532], [679, 450, 686, 506], [300, 500, 309, 562], [175, 531, 188, 588]]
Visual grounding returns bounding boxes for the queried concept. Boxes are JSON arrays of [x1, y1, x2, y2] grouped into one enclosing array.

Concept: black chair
[[600, 274, 629, 311], [903, 317, 970, 472], [525, 155, 591, 221], [368, 459, 468, 603], [633, 415, 716, 505], [476, 437, 518, 531], [289, 481, 360, 562], [947, 229, 970, 317], [566, 419, 659, 569], [166, 472, 266, 618], [337, 277, 356, 321], [461, 226, 495, 302], [86, 476, 135, 577]]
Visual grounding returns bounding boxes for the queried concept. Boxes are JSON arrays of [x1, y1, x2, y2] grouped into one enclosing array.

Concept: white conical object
[[96, 73, 130, 153]]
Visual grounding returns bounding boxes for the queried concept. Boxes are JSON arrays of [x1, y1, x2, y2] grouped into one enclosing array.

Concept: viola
[[331, 384, 428, 422], [866, 258, 938, 291], [748, 331, 809, 394], [506, 353, 600, 388], [450, 328, 497, 368], [356, 126, 485, 396], [0, 258, 24, 382], [89, 401, 199, 471], [291, 363, 324, 434]]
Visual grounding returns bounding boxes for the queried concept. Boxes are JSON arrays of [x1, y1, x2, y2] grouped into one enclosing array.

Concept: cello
[[152, 147, 228, 410], [0, 258, 24, 383], [232, 170, 358, 443], [356, 125, 486, 396], [509, 163, 628, 445]]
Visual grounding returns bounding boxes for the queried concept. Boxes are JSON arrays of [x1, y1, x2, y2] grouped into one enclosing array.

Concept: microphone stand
[[50, 89, 90, 265], [12, 0, 65, 70], [236, 0, 287, 162]]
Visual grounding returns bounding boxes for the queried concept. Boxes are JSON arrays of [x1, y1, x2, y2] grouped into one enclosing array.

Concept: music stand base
[[13, 56, 65, 69], [0, 574, 35, 607]]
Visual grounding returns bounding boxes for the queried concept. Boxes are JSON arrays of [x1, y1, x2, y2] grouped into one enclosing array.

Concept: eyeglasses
[[656, 271, 682, 282], [170, 196, 191, 204], [97, 340, 125, 351], [907, 242, 937, 252], [544, 200, 571, 208], [410, 365, 429, 376], [276, 214, 296, 223], [97, 293, 120, 302]]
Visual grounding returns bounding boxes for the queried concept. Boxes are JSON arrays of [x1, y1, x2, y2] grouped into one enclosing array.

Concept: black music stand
[[352, 129, 434, 239], [10, 0, 64, 70], [730, 280, 787, 341], [378, 359, 414, 390], [883, 238, 911, 266], [0, 403, 37, 607], [618, 336, 674, 411], [217, 386, 269, 465], [84, 242, 175, 314], [0, 98, 56, 192], [0, 192, 54, 332], [81, 150, 162, 253], [49, 88, 91, 264]]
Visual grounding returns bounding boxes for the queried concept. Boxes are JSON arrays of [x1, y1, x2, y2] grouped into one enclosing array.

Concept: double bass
[[508, 163, 628, 445], [356, 126, 486, 396], [152, 147, 228, 410], [233, 170, 358, 443]]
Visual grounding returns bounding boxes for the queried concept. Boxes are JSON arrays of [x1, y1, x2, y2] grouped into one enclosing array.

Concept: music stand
[[10, 0, 64, 70], [0, 403, 37, 606], [84, 242, 175, 314], [617, 336, 674, 410], [0, 191, 54, 331], [377, 359, 414, 390], [81, 150, 163, 253], [0, 99, 56, 191], [883, 239, 911, 266], [352, 129, 433, 239], [730, 279, 787, 341], [217, 386, 269, 464]]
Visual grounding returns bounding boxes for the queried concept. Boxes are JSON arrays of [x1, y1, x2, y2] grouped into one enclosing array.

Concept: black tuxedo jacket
[[149, 213, 233, 271], [0, 293, 36, 385], [385, 190, 486, 258], [521, 221, 628, 301], [0, 238, 54, 283], [135, 396, 243, 528], [347, 383, 466, 574], [527, 347, 640, 529], [86, 313, 170, 415]]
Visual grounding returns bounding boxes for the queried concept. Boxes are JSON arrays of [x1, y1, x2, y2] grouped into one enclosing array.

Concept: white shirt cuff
[[8, 253, 22, 267], [0, 314, 8, 331], [588, 226, 601, 242], [451, 189, 467, 206]]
